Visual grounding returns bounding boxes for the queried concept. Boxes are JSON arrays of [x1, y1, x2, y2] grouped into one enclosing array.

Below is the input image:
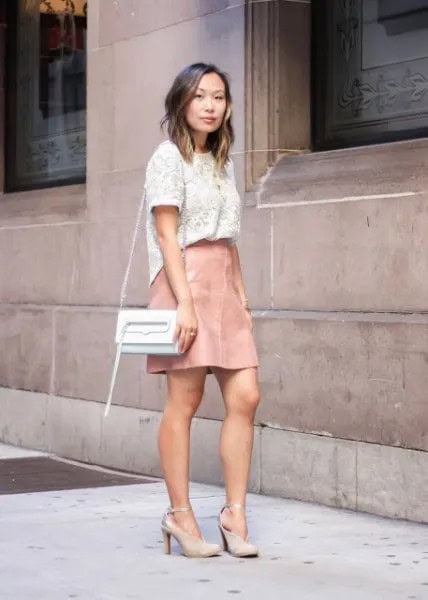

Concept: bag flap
[[115, 309, 177, 344]]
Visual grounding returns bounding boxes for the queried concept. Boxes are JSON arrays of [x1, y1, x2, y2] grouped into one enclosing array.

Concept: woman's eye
[[195, 94, 203, 99], [215, 96, 225, 101]]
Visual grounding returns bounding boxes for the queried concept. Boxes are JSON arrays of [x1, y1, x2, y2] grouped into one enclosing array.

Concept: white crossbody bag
[[104, 174, 187, 417]]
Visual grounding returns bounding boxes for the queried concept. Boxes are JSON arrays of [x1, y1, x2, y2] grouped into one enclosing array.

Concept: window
[[312, 0, 428, 149], [6, 0, 87, 192], [246, 0, 428, 170]]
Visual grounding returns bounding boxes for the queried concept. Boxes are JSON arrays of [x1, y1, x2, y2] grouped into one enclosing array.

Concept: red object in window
[[48, 22, 85, 52]]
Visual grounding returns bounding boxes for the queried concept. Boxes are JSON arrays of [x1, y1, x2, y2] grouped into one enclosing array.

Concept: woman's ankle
[[220, 508, 248, 538], [172, 510, 202, 538]]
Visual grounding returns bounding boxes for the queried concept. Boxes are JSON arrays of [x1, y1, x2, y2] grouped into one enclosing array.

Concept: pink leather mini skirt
[[147, 239, 259, 374]]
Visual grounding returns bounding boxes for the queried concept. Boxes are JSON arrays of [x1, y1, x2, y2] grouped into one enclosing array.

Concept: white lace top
[[145, 140, 241, 284]]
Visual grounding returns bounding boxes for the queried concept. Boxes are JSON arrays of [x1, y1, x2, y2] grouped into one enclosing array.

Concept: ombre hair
[[161, 63, 234, 171]]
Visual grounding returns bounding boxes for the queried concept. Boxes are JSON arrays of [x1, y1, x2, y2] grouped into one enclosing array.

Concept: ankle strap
[[223, 503, 245, 510], [167, 506, 192, 514]]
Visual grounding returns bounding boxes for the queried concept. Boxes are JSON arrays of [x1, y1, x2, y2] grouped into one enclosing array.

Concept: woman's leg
[[212, 366, 260, 539], [158, 366, 208, 538]]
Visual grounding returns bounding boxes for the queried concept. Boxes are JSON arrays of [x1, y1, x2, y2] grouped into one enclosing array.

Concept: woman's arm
[[153, 205, 198, 353]]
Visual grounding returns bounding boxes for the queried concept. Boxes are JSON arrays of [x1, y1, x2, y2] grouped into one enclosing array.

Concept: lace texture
[[145, 140, 241, 284]]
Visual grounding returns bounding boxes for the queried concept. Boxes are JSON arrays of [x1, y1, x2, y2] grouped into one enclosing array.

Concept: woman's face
[[185, 72, 227, 135]]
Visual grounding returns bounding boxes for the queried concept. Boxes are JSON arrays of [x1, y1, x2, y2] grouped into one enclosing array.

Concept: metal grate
[[0, 456, 155, 495]]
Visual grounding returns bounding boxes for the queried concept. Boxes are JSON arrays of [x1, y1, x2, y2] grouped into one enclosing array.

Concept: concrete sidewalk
[[1, 443, 427, 600]]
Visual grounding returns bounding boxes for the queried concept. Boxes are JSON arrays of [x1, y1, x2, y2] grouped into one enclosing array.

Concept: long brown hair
[[161, 63, 234, 171]]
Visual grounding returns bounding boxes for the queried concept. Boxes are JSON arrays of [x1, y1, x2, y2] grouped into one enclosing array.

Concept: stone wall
[[1, 0, 427, 523]]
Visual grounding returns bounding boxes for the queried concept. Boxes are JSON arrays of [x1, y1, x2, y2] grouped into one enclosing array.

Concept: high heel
[[218, 503, 259, 558], [161, 506, 222, 558], [162, 529, 171, 555]]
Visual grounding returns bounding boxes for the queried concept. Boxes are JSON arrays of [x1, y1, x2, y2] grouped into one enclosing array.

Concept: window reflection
[[6, 0, 87, 191], [39, 5, 86, 118], [378, 0, 428, 35], [363, 0, 428, 69]]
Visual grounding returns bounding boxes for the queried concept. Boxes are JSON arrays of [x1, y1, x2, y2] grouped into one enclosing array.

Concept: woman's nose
[[204, 97, 214, 111]]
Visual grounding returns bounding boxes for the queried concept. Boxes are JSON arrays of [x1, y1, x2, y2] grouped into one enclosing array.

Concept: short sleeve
[[224, 157, 236, 185], [145, 141, 184, 212]]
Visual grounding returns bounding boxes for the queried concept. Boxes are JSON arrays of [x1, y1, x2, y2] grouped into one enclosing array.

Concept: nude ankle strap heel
[[161, 506, 222, 558], [218, 503, 259, 558]]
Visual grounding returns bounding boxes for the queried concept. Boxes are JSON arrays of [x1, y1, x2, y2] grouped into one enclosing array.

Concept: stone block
[[261, 427, 357, 510], [0, 185, 86, 226], [262, 139, 428, 206], [271, 194, 428, 312], [68, 219, 149, 306], [256, 315, 428, 451], [87, 168, 145, 222], [46, 395, 102, 464], [356, 442, 428, 523], [0, 225, 80, 304], [0, 307, 53, 393], [54, 309, 137, 406], [87, 45, 114, 173], [87, 0, 100, 51], [0, 388, 48, 451], [100, 405, 162, 477], [53, 308, 164, 413], [99, 0, 229, 47], [238, 208, 272, 309]]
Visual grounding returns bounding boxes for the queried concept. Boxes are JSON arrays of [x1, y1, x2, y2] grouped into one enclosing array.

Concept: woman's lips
[[202, 117, 217, 124]]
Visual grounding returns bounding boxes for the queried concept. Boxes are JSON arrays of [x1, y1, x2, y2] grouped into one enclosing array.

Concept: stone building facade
[[1, 0, 427, 522]]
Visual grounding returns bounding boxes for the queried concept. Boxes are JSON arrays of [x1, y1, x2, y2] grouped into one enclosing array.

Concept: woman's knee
[[166, 384, 205, 419], [166, 369, 206, 419], [231, 388, 260, 417], [246, 389, 261, 413], [181, 391, 203, 418]]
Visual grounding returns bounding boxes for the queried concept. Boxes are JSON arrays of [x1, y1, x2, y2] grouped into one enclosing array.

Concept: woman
[[145, 63, 260, 558]]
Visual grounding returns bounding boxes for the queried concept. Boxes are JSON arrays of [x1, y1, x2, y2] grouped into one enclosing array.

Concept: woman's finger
[[178, 326, 187, 354], [186, 328, 195, 351], [184, 331, 190, 352], [183, 328, 196, 353], [187, 327, 198, 347]]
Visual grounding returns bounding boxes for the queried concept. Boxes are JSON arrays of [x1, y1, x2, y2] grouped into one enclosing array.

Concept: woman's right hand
[[174, 298, 198, 354]]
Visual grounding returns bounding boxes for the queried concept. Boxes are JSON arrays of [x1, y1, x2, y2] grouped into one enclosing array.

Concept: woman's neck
[[192, 131, 208, 154]]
